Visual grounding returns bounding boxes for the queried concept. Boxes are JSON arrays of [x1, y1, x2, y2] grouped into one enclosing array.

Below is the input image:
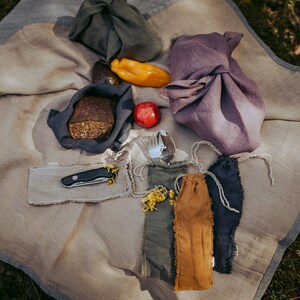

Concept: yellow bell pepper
[[111, 58, 171, 88]]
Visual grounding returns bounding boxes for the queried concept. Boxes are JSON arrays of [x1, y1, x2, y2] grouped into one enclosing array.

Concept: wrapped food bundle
[[161, 32, 265, 156], [69, 0, 162, 62]]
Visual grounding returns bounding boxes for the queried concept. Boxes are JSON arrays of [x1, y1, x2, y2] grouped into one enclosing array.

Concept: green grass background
[[0, 0, 299, 299]]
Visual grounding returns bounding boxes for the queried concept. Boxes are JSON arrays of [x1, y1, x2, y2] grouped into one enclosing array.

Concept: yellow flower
[[169, 190, 175, 199], [169, 200, 176, 206], [141, 186, 177, 212]]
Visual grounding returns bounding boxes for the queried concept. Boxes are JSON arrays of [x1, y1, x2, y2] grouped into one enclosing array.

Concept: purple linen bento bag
[[161, 32, 265, 155]]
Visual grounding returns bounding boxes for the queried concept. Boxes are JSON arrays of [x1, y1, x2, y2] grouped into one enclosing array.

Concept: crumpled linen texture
[[69, 0, 162, 62], [47, 83, 134, 153], [174, 173, 213, 291], [161, 31, 265, 156], [142, 162, 188, 286], [206, 155, 244, 273]]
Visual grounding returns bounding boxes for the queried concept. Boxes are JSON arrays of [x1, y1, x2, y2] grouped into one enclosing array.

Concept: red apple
[[133, 101, 160, 128]]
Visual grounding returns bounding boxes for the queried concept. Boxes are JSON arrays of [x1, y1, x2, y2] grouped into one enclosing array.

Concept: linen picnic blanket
[[0, 0, 299, 299]]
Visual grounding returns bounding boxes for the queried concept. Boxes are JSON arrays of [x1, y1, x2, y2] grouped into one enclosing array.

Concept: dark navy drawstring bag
[[206, 152, 275, 273], [206, 155, 243, 273]]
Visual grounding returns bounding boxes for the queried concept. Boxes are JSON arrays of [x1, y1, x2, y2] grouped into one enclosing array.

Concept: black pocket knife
[[61, 164, 118, 188]]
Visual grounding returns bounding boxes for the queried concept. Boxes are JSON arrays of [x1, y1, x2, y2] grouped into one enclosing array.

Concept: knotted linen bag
[[161, 32, 265, 156], [69, 0, 162, 62]]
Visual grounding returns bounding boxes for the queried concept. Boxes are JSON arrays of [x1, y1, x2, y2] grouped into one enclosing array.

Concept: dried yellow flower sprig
[[142, 187, 176, 212]]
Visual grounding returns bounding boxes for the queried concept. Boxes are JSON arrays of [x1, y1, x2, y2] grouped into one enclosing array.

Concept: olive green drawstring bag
[[141, 162, 188, 286]]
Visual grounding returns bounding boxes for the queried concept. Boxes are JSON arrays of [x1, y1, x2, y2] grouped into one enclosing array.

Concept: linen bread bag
[[68, 61, 120, 139], [47, 83, 134, 153]]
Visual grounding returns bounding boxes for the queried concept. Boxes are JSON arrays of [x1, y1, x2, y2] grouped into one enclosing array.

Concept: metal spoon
[[158, 130, 176, 163]]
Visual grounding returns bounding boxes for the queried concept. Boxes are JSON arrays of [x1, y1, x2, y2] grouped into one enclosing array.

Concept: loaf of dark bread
[[68, 94, 116, 139], [92, 60, 120, 86]]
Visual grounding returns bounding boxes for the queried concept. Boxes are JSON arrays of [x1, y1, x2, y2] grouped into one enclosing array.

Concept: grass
[[0, 262, 54, 299], [0, 0, 19, 21], [234, 0, 300, 66], [0, 0, 299, 299], [262, 235, 300, 300]]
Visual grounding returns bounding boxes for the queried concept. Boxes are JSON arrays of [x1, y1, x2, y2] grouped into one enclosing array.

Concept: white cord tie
[[191, 140, 222, 163], [132, 185, 167, 197], [230, 153, 275, 186], [204, 170, 240, 213], [133, 161, 151, 181], [113, 147, 131, 161], [174, 174, 185, 194]]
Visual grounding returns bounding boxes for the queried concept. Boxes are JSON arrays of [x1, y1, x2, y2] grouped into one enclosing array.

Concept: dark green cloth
[[142, 162, 188, 286], [69, 0, 162, 62]]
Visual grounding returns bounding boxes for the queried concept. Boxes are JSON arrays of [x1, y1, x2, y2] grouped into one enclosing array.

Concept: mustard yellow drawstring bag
[[174, 173, 214, 291]]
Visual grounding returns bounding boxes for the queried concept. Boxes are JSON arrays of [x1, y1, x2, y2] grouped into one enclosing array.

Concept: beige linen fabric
[[0, 0, 299, 299], [28, 149, 134, 205]]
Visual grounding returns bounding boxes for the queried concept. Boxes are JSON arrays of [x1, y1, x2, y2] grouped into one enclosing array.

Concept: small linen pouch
[[28, 148, 134, 205], [174, 173, 213, 291], [142, 162, 188, 286]]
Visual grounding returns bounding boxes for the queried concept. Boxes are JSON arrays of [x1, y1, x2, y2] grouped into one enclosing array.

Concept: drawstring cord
[[133, 140, 220, 182], [129, 140, 275, 214], [191, 140, 222, 162], [189, 140, 276, 213], [133, 161, 151, 182], [189, 141, 240, 213], [111, 147, 144, 197], [132, 141, 240, 213], [133, 184, 166, 197], [131, 159, 169, 198], [111, 146, 131, 163], [230, 153, 275, 186], [173, 170, 240, 214], [191, 141, 275, 187], [204, 170, 240, 213], [174, 174, 185, 195]]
